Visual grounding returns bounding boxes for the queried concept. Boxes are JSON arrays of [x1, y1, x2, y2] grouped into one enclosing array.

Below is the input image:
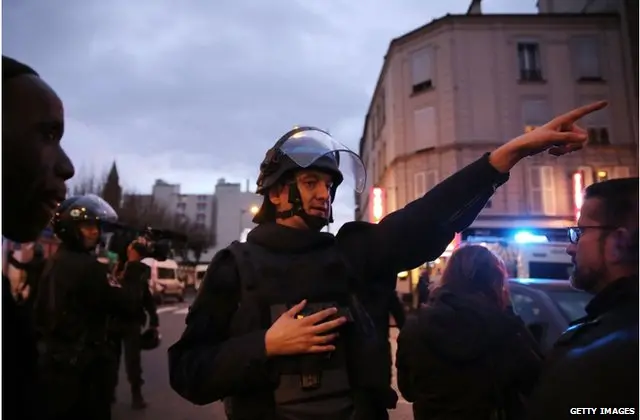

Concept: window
[[413, 172, 427, 200], [197, 203, 207, 211], [413, 170, 438, 201], [425, 169, 439, 191], [579, 96, 610, 145], [372, 160, 377, 185], [529, 261, 574, 280], [521, 98, 550, 133], [197, 195, 207, 201], [410, 47, 434, 94], [510, 292, 545, 325], [157, 268, 176, 280], [528, 166, 556, 215], [570, 36, 602, 81], [546, 291, 590, 323], [373, 90, 386, 135], [176, 202, 186, 211], [587, 128, 610, 145], [196, 213, 206, 222], [413, 107, 438, 149], [577, 166, 594, 187], [517, 42, 543, 81]]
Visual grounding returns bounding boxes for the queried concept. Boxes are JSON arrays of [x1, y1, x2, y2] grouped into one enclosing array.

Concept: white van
[[483, 241, 573, 280], [194, 264, 208, 291], [142, 258, 185, 303]]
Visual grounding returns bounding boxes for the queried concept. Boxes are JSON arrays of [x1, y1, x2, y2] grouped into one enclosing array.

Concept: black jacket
[[525, 276, 639, 420], [168, 154, 508, 412], [3, 275, 40, 420], [120, 261, 159, 328], [397, 288, 542, 420]]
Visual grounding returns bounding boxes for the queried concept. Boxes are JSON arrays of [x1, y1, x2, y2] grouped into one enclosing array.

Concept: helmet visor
[[278, 127, 366, 193]]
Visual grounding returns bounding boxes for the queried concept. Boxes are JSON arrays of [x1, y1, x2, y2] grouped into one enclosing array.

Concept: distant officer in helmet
[[107, 236, 160, 410], [34, 194, 136, 420], [168, 107, 602, 419]]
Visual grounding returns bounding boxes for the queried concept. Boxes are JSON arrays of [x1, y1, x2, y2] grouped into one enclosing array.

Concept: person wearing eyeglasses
[[526, 177, 639, 420]]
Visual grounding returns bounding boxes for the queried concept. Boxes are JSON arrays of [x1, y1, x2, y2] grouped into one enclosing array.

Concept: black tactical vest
[[226, 239, 387, 420]]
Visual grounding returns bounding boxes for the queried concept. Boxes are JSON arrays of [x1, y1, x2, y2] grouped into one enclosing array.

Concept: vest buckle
[[300, 372, 321, 390]]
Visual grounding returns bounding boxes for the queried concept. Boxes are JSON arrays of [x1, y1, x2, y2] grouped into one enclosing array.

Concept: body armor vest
[[227, 239, 385, 420]]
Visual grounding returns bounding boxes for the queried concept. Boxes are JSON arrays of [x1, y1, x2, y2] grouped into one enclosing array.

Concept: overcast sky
[[4, 0, 536, 230]]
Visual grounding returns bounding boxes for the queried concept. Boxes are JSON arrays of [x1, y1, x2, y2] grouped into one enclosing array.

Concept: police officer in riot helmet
[[35, 194, 136, 420], [168, 105, 607, 420]]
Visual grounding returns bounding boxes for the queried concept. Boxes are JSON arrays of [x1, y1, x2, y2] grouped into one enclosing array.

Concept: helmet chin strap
[[274, 182, 331, 232]]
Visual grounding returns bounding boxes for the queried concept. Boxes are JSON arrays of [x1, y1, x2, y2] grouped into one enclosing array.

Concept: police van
[[513, 242, 573, 280], [480, 232, 573, 280], [142, 258, 185, 303]]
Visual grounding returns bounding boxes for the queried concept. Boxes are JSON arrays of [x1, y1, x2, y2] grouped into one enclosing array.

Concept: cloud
[[3, 0, 537, 231]]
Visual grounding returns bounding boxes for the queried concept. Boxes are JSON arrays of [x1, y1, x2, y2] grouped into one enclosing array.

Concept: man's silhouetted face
[[3, 74, 75, 242]]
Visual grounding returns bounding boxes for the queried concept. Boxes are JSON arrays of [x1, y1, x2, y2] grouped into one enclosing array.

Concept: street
[[112, 292, 414, 419]]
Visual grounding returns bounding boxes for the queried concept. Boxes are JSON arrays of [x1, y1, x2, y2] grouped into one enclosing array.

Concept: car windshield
[[157, 268, 176, 280], [545, 290, 591, 322], [528, 262, 573, 280]]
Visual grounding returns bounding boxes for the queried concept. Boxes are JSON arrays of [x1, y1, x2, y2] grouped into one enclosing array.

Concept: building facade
[[355, 11, 638, 290], [211, 178, 262, 258], [150, 178, 262, 262], [356, 12, 638, 226], [152, 179, 217, 234]]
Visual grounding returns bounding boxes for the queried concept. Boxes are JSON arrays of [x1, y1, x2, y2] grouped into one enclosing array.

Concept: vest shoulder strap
[[226, 241, 257, 291]]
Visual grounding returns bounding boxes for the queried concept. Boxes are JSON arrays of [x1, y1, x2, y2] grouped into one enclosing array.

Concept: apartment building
[[150, 178, 262, 262], [211, 178, 262, 257], [355, 11, 638, 245]]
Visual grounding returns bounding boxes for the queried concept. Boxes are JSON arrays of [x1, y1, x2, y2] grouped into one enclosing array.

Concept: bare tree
[[68, 169, 216, 262], [170, 218, 215, 264], [71, 169, 108, 196], [184, 223, 215, 264], [118, 193, 172, 230]]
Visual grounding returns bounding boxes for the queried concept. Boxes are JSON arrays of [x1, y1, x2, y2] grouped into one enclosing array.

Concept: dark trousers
[[108, 324, 143, 395], [39, 357, 113, 420]]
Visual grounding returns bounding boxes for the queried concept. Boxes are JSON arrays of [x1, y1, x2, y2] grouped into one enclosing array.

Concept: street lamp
[[239, 205, 260, 238]]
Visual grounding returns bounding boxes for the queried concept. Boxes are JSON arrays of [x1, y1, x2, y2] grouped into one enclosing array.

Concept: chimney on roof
[[467, 0, 482, 15]]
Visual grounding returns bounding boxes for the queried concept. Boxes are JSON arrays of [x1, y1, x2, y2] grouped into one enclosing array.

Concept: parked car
[[508, 278, 591, 352], [142, 258, 186, 303]]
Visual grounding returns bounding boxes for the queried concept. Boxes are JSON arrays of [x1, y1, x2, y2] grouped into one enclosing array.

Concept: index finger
[[285, 300, 307, 317], [546, 101, 607, 128], [301, 307, 338, 325]]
